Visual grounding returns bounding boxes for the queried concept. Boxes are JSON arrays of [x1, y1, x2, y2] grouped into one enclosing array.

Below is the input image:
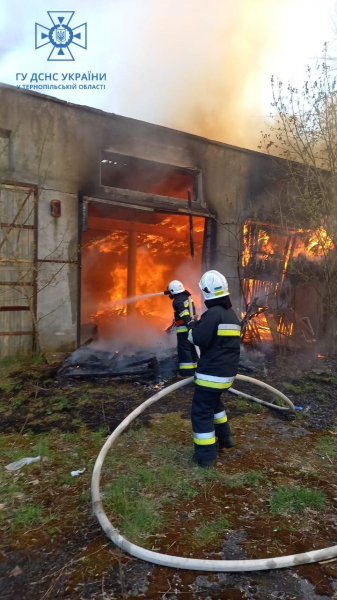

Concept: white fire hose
[[91, 375, 337, 571]]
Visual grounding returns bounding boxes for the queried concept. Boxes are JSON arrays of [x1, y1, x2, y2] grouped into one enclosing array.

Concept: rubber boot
[[192, 454, 214, 468], [217, 435, 235, 451]]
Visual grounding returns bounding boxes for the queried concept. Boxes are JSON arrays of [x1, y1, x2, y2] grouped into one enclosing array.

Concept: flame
[[242, 223, 250, 267], [317, 354, 325, 358], [307, 227, 334, 256], [292, 227, 334, 259], [242, 222, 334, 269], [241, 221, 335, 344], [82, 214, 205, 337]]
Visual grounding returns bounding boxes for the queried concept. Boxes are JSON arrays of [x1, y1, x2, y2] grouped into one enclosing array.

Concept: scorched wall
[[0, 83, 281, 355]]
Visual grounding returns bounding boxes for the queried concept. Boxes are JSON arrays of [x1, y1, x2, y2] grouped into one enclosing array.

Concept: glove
[[187, 318, 198, 329]]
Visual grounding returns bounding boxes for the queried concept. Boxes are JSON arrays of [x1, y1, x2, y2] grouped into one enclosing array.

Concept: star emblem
[[35, 12, 87, 61]]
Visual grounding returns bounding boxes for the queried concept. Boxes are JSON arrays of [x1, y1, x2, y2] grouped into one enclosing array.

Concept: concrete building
[[0, 83, 287, 357]]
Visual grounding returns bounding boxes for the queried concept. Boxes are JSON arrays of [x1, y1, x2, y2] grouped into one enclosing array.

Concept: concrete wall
[[0, 84, 280, 353]]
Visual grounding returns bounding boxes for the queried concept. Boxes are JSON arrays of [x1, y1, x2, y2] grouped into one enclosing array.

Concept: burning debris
[[241, 221, 335, 347], [58, 345, 178, 383]]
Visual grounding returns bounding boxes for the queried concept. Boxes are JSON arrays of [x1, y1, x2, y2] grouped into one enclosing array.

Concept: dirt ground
[[1, 352, 337, 599]]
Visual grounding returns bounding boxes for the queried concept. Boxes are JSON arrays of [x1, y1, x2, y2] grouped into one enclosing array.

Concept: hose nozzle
[[163, 290, 170, 295]]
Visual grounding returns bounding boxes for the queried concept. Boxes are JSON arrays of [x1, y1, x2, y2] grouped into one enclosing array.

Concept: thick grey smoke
[[1, 0, 333, 151]]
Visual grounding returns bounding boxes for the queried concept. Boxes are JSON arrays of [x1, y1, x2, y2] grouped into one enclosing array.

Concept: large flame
[[82, 215, 205, 338], [241, 222, 334, 344]]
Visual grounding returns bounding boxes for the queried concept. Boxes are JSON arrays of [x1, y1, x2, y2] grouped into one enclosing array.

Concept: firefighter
[[187, 270, 241, 467], [166, 280, 198, 377]]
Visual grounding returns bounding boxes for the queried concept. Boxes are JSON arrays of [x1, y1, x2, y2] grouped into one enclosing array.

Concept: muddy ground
[[1, 353, 337, 599]]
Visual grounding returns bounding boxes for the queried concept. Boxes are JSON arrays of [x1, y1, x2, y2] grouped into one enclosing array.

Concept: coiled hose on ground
[[91, 375, 337, 571]]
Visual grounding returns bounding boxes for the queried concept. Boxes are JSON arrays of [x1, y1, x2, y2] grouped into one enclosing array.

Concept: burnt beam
[[127, 230, 137, 316]]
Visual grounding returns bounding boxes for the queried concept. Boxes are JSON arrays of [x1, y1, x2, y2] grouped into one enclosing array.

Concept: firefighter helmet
[[167, 280, 185, 295], [199, 270, 229, 300]]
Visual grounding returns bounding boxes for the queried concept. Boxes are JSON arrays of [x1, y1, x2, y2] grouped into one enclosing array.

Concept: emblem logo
[[35, 12, 87, 61]]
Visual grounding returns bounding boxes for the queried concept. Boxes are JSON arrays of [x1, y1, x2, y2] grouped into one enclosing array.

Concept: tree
[[259, 47, 337, 343]]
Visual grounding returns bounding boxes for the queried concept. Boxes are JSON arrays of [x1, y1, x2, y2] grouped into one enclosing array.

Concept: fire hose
[[91, 375, 337, 571]]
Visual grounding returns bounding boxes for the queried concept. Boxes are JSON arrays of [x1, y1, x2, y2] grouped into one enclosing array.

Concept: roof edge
[[0, 81, 270, 159]]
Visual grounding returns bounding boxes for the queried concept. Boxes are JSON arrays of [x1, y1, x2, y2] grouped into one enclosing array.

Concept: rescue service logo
[[35, 11, 87, 61]]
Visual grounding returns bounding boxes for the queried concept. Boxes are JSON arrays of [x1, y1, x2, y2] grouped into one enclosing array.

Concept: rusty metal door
[[0, 184, 37, 356]]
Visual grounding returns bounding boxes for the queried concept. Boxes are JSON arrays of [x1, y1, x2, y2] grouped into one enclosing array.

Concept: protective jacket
[[188, 297, 241, 390], [172, 291, 198, 374], [172, 290, 195, 330]]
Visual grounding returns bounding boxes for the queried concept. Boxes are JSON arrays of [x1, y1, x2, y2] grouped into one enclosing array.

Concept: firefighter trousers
[[191, 387, 232, 461], [177, 331, 198, 375]]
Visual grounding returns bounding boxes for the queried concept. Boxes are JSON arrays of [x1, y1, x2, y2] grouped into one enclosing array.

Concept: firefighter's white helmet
[[199, 270, 229, 300], [167, 280, 185, 295]]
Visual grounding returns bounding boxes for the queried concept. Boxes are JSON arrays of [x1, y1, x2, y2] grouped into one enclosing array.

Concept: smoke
[[0, 0, 333, 150], [90, 314, 176, 355], [106, 0, 334, 150]]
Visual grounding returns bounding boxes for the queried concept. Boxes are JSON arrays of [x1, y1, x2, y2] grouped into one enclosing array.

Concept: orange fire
[[82, 214, 205, 337], [241, 221, 335, 344]]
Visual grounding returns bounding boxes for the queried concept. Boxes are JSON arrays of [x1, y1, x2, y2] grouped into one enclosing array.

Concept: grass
[[48, 396, 70, 412], [90, 427, 109, 443], [193, 516, 231, 546], [280, 381, 318, 394], [234, 398, 251, 410], [317, 435, 337, 458], [104, 477, 164, 543], [33, 434, 54, 458], [104, 460, 198, 541], [223, 470, 266, 488], [308, 374, 337, 385], [9, 504, 45, 530], [270, 486, 327, 515]]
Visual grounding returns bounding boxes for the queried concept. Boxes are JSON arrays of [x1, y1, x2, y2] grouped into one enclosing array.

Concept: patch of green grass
[[270, 486, 327, 515], [60, 431, 81, 444], [281, 382, 302, 394], [78, 392, 94, 406], [250, 401, 266, 411], [308, 374, 337, 385], [10, 395, 27, 409], [151, 464, 197, 498], [48, 396, 70, 412], [104, 477, 163, 544], [316, 392, 328, 403], [152, 441, 180, 461], [223, 470, 266, 488], [193, 516, 231, 546], [9, 504, 45, 530], [0, 476, 23, 502], [317, 435, 337, 458], [123, 498, 163, 542], [273, 396, 289, 407], [90, 427, 109, 443], [31, 355, 47, 365], [234, 398, 250, 410], [73, 445, 86, 459], [195, 468, 227, 483], [0, 355, 18, 366], [33, 434, 53, 458], [242, 471, 266, 486], [150, 412, 190, 439], [281, 381, 319, 394]]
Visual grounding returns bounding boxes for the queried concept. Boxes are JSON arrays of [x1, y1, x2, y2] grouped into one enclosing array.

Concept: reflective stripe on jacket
[[189, 303, 241, 389], [172, 291, 195, 330]]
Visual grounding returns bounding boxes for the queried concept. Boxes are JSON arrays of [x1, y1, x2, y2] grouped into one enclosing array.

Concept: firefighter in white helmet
[[165, 280, 198, 377], [187, 270, 241, 467]]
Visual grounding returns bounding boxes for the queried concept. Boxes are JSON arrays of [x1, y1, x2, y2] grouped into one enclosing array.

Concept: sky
[[0, 0, 336, 150]]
